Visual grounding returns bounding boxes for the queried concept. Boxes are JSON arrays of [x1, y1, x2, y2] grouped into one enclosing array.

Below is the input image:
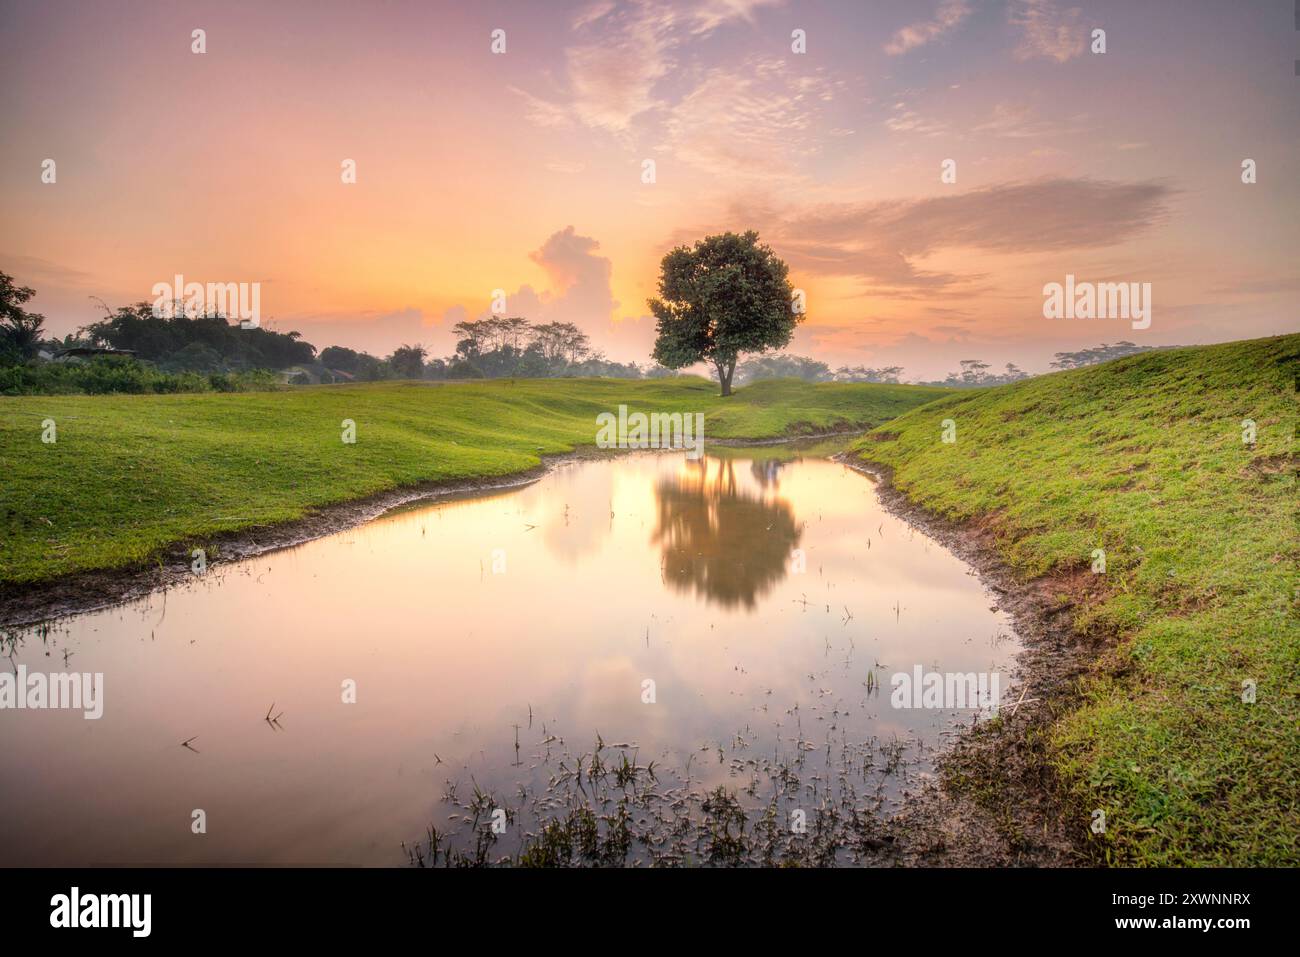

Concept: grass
[[0, 375, 947, 585], [851, 334, 1299, 866]]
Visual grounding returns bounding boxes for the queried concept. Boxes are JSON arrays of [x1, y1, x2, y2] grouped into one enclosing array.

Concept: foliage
[[734, 354, 831, 385], [0, 355, 282, 395], [0, 271, 46, 364], [648, 231, 799, 396], [82, 302, 316, 369], [1051, 340, 1155, 370], [832, 365, 904, 384]]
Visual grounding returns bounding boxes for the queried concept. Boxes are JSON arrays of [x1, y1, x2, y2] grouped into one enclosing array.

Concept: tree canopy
[[0, 271, 46, 363], [648, 231, 799, 396]]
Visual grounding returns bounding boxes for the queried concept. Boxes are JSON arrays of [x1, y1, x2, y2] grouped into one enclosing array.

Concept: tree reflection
[[652, 458, 801, 610]]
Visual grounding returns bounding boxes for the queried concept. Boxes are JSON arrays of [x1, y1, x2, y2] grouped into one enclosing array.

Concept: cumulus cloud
[[884, 0, 971, 56], [450, 226, 658, 361], [526, 225, 620, 326]]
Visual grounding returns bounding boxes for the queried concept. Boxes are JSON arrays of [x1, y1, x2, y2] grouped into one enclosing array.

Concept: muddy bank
[[0, 428, 866, 630], [832, 454, 1106, 866], [0, 450, 590, 630], [400, 450, 1104, 868]]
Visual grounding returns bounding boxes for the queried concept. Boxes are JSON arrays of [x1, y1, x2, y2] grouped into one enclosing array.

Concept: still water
[[0, 448, 1016, 865]]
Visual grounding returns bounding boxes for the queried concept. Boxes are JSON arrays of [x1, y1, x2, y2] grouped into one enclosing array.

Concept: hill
[[853, 334, 1299, 865]]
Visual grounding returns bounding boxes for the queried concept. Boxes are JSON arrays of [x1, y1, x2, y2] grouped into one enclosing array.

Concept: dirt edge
[[834, 454, 1111, 867], [0, 427, 871, 629]]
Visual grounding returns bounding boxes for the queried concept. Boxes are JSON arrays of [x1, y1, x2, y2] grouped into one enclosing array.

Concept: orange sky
[[2, 0, 1296, 379]]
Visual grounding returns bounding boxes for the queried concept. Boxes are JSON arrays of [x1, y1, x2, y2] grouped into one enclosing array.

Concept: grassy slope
[[852, 335, 1299, 865], [0, 375, 946, 585]]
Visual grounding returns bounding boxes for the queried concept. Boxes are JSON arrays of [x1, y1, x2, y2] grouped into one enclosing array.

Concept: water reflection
[[653, 457, 800, 609], [0, 450, 1017, 866]]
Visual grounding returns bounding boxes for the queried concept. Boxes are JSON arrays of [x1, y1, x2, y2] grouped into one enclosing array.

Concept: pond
[[0, 445, 1017, 866]]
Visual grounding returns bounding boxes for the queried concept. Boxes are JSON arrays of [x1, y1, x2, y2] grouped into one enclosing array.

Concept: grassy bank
[[852, 334, 1299, 865], [0, 375, 946, 586]]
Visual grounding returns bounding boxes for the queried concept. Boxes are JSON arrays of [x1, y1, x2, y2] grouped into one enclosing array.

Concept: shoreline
[[834, 452, 1102, 865], [1, 436, 1096, 867], [0, 428, 869, 630]]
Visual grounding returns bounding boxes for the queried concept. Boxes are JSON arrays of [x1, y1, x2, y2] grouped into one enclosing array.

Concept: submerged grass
[[0, 376, 947, 586], [852, 334, 1300, 866]]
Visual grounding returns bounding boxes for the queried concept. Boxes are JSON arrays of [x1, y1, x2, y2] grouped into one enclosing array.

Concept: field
[[3, 335, 1295, 867], [852, 334, 1299, 865], [0, 375, 946, 585]]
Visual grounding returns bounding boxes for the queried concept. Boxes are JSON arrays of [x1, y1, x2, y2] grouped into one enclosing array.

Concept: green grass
[[0, 375, 947, 585], [852, 334, 1299, 866]]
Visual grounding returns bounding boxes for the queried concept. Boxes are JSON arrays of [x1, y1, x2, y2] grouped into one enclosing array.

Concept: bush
[[0, 356, 284, 395]]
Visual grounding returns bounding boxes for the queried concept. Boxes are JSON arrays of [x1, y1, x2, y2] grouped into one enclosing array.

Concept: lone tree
[[648, 231, 800, 396]]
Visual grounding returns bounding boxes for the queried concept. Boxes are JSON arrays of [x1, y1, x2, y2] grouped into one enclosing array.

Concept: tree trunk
[[717, 359, 736, 397]]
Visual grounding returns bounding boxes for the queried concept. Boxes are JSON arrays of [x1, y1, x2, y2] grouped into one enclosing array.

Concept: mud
[[833, 454, 1110, 866]]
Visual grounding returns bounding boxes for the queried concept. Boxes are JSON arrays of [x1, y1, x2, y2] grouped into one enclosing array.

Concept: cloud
[[971, 101, 1090, 139], [528, 225, 620, 325], [665, 57, 839, 178], [744, 177, 1173, 292], [885, 0, 971, 56], [884, 104, 947, 136], [3, 254, 98, 290], [508, 86, 574, 129], [571, 0, 617, 30], [450, 227, 620, 343], [516, 0, 789, 136], [565, 5, 677, 133], [687, 0, 785, 36], [1010, 0, 1084, 63]]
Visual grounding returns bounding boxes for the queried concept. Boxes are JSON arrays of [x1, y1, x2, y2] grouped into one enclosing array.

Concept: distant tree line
[[1, 269, 1168, 395], [1050, 341, 1154, 369], [915, 360, 1030, 388], [79, 302, 318, 371]]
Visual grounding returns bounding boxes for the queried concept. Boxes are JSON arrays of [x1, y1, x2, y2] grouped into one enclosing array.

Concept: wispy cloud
[[740, 177, 1173, 291], [971, 101, 1091, 139], [665, 57, 839, 178], [1010, 0, 1085, 63], [515, 0, 788, 136], [565, 4, 678, 133], [885, 0, 972, 56], [687, 0, 785, 36]]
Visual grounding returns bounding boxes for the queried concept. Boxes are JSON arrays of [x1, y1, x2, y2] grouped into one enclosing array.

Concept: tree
[[530, 321, 589, 367], [648, 231, 799, 396], [82, 301, 315, 369], [734, 353, 830, 385], [833, 365, 903, 383], [1051, 341, 1153, 370], [387, 343, 427, 379], [0, 271, 47, 363]]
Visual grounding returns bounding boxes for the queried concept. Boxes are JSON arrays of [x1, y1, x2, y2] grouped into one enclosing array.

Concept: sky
[[1, 0, 1296, 380]]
